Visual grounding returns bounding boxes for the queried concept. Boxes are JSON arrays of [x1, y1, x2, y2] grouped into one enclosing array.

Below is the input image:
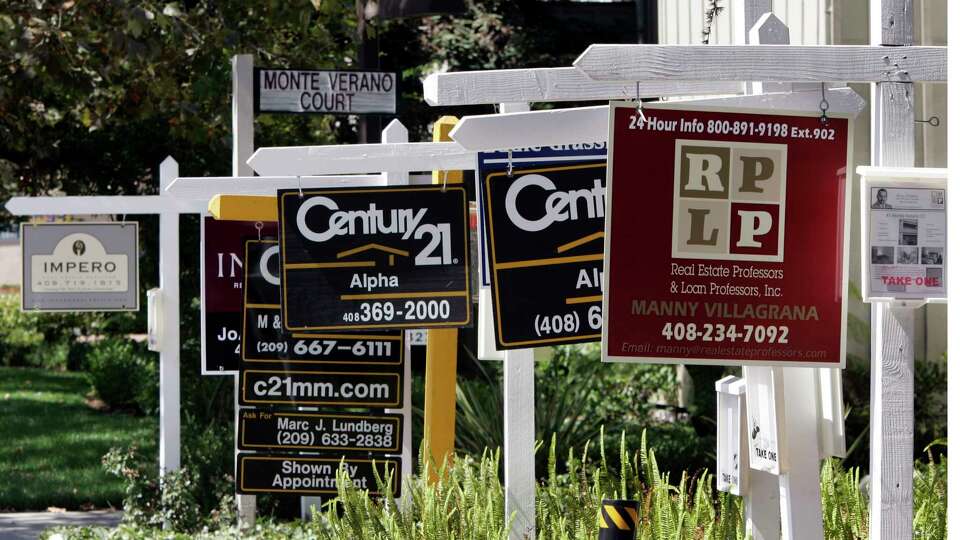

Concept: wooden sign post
[[5, 158, 208, 526]]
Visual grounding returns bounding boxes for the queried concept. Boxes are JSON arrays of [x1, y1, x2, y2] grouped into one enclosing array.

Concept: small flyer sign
[[236, 454, 399, 496], [603, 102, 852, 367], [255, 68, 397, 115], [238, 409, 402, 454], [21, 222, 139, 312], [478, 144, 607, 348], [201, 218, 277, 375], [241, 239, 403, 367], [858, 167, 947, 302], [277, 185, 471, 331]]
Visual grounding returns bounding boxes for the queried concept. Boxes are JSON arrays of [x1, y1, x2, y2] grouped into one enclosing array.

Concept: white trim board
[[423, 66, 744, 106], [5, 195, 208, 216], [574, 44, 947, 83], [246, 141, 475, 177], [448, 87, 865, 152]]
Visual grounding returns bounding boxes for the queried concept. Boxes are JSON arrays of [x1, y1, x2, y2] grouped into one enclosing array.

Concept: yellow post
[[424, 116, 462, 480]]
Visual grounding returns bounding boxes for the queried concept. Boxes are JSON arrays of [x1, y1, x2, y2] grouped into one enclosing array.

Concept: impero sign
[[277, 185, 471, 331], [255, 68, 397, 115], [479, 145, 607, 348], [21, 222, 139, 312], [602, 102, 852, 367]]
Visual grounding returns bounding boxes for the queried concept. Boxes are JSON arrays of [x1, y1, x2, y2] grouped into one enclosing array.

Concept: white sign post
[[5, 157, 207, 500]]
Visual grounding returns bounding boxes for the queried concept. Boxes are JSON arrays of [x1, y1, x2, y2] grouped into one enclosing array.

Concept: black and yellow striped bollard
[[598, 498, 640, 540]]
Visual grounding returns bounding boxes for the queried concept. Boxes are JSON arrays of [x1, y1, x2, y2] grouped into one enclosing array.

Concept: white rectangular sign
[[255, 68, 397, 115], [858, 166, 947, 302], [21, 222, 139, 312]]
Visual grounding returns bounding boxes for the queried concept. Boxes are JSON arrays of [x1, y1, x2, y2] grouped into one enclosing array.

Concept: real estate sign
[[478, 144, 607, 348], [858, 167, 947, 302], [21, 222, 139, 312], [276, 185, 471, 331], [201, 218, 277, 374], [602, 102, 852, 367]]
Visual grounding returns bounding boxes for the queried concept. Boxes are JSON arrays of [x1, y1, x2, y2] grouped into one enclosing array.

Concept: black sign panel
[[277, 186, 471, 331], [238, 409, 402, 454], [483, 161, 606, 348], [241, 240, 403, 367], [240, 369, 401, 407], [237, 454, 399, 496]]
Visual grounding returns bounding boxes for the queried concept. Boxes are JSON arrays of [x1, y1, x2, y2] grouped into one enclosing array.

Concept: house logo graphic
[[672, 139, 788, 262]]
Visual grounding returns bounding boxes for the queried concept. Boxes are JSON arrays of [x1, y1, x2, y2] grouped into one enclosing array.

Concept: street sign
[[478, 145, 607, 348], [857, 166, 947, 302], [254, 68, 397, 115], [236, 454, 400, 496], [238, 409, 402, 454], [202, 218, 277, 374], [602, 101, 852, 367], [21, 222, 139, 312], [277, 185, 471, 331], [241, 239, 404, 367]]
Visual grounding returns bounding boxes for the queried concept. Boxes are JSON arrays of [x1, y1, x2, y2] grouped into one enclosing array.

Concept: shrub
[[0, 294, 44, 366], [85, 338, 152, 411]]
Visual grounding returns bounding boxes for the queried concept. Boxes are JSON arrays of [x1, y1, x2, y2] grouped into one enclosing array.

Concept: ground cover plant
[[0, 366, 157, 510], [41, 431, 946, 540]]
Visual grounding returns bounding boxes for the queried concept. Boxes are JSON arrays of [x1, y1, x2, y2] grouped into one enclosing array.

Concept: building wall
[[658, 0, 827, 45]]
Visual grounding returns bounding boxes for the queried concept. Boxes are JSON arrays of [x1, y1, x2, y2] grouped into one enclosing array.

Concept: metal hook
[[255, 221, 263, 240], [441, 170, 448, 192], [915, 115, 941, 127], [635, 81, 646, 124], [297, 176, 304, 198], [507, 150, 514, 177], [819, 82, 830, 126]]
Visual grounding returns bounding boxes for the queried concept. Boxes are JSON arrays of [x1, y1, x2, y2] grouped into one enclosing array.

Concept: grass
[[0, 366, 157, 511]]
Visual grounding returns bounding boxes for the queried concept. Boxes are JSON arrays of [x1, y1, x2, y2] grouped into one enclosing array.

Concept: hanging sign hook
[[915, 115, 941, 127], [255, 221, 263, 240], [507, 149, 514, 178], [819, 83, 831, 126], [635, 81, 646, 124], [297, 176, 304, 198]]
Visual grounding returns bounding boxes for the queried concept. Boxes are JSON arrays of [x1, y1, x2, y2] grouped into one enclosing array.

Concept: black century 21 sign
[[480, 145, 607, 348], [277, 185, 471, 331]]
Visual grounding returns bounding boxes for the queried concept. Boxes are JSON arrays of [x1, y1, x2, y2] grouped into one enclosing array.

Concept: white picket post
[[158, 157, 182, 489], [947, 2, 959, 538], [504, 347, 536, 540], [381, 119, 414, 501], [738, 7, 784, 538], [869, 1, 917, 539], [231, 53, 258, 528], [778, 367, 826, 539], [232, 54, 255, 177], [494, 101, 537, 540]]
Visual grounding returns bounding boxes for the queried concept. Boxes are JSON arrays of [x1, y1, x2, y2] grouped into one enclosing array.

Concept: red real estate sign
[[602, 102, 852, 367]]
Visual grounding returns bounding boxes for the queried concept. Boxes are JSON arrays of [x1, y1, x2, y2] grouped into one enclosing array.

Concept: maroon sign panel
[[202, 218, 277, 374], [602, 102, 851, 368]]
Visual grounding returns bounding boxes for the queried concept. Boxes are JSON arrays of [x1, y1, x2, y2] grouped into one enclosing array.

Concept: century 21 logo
[[295, 196, 454, 266], [672, 140, 787, 262]]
